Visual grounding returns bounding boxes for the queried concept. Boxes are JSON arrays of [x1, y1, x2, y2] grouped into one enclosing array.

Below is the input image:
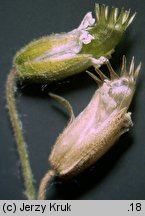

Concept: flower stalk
[[6, 69, 36, 200]]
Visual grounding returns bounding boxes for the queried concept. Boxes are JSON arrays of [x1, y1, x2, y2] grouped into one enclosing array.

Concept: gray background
[[0, 0, 145, 200]]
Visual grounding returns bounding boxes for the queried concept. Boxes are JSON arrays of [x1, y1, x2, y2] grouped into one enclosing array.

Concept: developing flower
[[14, 4, 135, 82]]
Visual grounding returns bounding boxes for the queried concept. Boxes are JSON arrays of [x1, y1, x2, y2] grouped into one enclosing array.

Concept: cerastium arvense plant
[[6, 3, 140, 200]]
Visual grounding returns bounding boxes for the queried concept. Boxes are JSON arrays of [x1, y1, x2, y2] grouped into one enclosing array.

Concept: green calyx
[[14, 36, 72, 66]]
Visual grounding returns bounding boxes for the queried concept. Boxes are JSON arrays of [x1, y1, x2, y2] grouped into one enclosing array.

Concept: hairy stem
[[6, 69, 36, 199], [38, 170, 55, 200]]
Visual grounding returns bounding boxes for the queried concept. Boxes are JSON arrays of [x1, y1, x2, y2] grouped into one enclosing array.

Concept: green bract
[[14, 4, 135, 83]]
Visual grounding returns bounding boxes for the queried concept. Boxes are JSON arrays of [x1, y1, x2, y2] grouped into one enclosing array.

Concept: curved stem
[[6, 69, 36, 200], [38, 170, 55, 200]]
